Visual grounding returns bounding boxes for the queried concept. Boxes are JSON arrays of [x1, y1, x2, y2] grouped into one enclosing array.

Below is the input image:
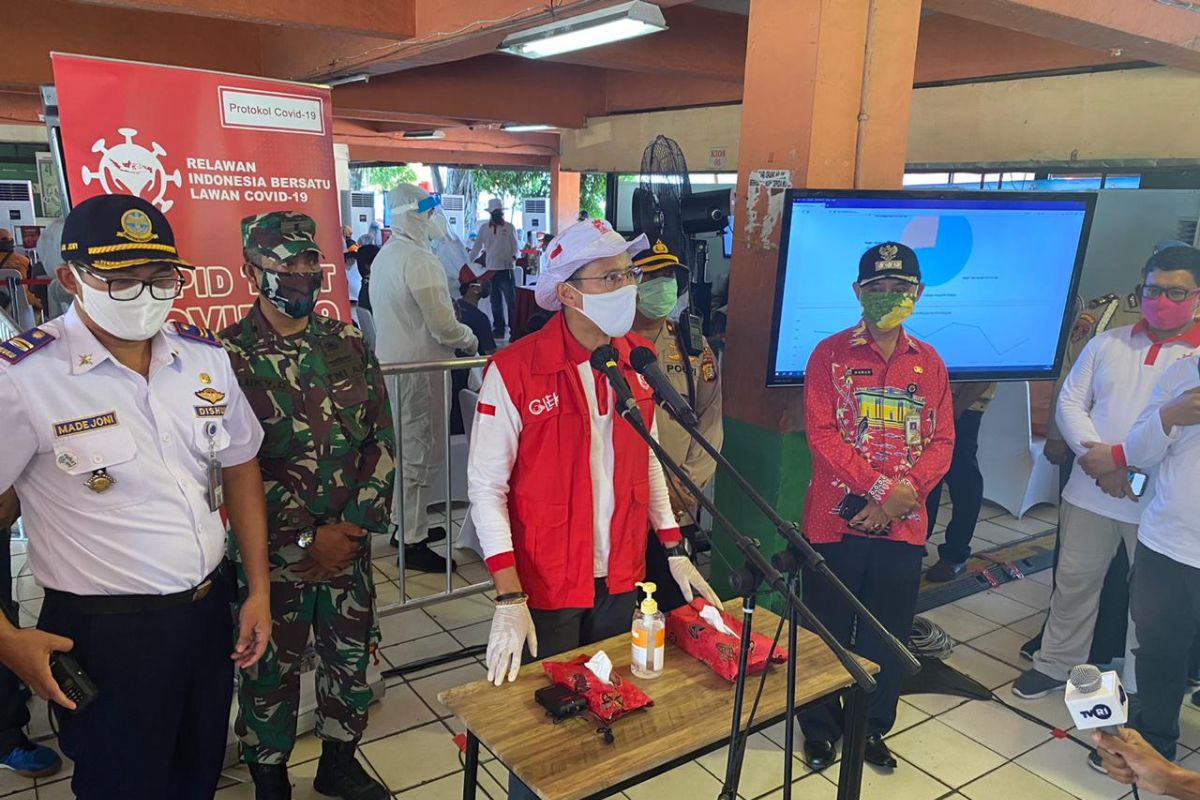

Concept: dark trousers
[[0, 526, 30, 755], [924, 409, 984, 564], [38, 576, 236, 799], [798, 536, 924, 741], [489, 269, 517, 334], [1131, 542, 1200, 761], [509, 580, 637, 800]]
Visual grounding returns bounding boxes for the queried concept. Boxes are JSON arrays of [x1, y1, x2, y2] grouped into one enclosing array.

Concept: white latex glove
[[486, 600, 537, 686], [668, 555, 722, 607]]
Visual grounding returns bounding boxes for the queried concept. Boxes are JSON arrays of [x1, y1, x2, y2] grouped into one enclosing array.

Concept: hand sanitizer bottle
[[631, 581, 666, 679]]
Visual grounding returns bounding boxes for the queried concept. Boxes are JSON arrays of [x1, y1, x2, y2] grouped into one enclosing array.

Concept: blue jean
[[489, 268, 517, 334]]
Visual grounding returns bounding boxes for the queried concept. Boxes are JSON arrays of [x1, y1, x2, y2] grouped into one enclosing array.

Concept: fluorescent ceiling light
[[503, 124, 554, 132], [402, 130, 446, 140], [500, 1, 667, 59]]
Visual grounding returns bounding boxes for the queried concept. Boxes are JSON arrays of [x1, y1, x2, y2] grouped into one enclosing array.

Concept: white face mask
[[75, 272, 174, 341], [572, 283, 638, 338]]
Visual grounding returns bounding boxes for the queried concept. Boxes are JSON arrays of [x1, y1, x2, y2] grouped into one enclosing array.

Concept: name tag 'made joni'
[[54, 411, 119, 438], [218, 86, 325, 135]]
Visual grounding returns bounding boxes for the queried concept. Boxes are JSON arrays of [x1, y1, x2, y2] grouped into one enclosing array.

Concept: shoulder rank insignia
[[0, 328, 55, 365], [171, 321, 221, 347]]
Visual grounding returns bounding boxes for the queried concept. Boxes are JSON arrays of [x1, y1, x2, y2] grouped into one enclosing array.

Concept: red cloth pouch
[[665, 599, 789, 681], [541, 655, 654, 723]]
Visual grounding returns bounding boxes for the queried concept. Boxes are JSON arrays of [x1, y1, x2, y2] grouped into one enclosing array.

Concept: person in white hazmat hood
[[371, 185, 478, 573]]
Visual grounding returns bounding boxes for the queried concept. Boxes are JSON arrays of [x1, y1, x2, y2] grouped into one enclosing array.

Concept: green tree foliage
[[579, 173, 607, 220], [351, 164, 418, 192], [469, 169, 550, 202]]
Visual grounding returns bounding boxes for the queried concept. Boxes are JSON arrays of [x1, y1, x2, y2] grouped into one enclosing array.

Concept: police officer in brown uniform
[[630, 240, 723, 559]]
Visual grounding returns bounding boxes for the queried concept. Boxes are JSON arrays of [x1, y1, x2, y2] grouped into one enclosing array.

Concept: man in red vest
[[467, 221, 721, 720]]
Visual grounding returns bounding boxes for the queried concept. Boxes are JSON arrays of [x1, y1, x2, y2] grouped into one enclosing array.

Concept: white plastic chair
[[977, 381, 1060, 518]]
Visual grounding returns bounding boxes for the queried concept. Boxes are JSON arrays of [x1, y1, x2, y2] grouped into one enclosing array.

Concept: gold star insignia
[[199, 372, 212, 384], [78, 354, 92, 366]]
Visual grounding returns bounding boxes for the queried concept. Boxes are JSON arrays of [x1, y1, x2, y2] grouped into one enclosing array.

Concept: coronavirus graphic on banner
[[51, 54, 350, 328]]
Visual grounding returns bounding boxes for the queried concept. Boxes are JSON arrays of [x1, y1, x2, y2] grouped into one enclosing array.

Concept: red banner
[[51, 53, 349, 329]]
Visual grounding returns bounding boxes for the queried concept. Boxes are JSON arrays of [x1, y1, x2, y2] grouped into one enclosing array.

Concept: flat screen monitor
[[766, 190, 1096, 386]]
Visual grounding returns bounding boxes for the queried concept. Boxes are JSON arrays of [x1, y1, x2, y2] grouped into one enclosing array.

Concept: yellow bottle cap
[[636, 581, 658, 615]]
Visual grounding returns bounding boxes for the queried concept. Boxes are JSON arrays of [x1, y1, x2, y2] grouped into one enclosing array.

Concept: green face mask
[[861, 291, 916, 331], [637, 278, 679, 319]]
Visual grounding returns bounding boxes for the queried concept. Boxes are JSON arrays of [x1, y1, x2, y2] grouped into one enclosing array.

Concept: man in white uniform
[[469, 199, 519, 339], [1013, 246, 1200, 703], [0, 194, 271, 799], [371, 185, 478, 572]]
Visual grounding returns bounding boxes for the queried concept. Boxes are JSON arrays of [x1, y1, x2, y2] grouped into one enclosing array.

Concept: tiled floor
[[5, 500, 1180, 799]]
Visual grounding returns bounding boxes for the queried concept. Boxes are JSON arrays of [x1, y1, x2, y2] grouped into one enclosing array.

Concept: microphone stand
[[609, 402, 876, 800], [646, 396, 921, 800]]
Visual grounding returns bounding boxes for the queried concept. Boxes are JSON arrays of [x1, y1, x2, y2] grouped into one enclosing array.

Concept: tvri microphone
[[1065, 663, 1129, 736]]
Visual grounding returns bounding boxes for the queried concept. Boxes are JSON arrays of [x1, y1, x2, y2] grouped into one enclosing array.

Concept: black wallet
[[534, 684, 587, 721]]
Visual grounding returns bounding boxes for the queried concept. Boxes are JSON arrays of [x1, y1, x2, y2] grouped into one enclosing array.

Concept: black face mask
[[479, 285, 491, 300], [0, 240, 14, 253], [490, 210, 504, 224], [257, 268, 323, 319]]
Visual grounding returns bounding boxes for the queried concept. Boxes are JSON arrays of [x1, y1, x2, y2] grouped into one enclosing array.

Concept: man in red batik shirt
[[798, 241, 955, 774]]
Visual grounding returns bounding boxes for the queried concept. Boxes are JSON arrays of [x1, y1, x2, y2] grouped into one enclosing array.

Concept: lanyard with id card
[[203, 421, 224, 511], [904, 413, 922, 447]]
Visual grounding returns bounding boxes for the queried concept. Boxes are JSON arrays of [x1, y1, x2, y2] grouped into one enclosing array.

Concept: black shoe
[[313, 741, 389, 800], [404, 542, 457, 574], [925, 558, 966, 583], [803, 739, 836, 771], [425, 526, 447, 543], [864, 734, 897, 770], [248, 763, 292, 800]]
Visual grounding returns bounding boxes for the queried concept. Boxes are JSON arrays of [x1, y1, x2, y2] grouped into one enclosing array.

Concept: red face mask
[[1142, 294, 1200, 332]]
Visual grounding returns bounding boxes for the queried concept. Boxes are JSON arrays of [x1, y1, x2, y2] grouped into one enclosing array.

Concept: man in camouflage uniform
[[222, 212, 394, 800]]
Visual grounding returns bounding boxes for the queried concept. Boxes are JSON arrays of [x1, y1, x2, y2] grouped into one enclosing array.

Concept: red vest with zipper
[[488, 312, 661, 610]]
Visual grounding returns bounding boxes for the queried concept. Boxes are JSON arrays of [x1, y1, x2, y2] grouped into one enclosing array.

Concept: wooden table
[[440, 600, 879, 800]]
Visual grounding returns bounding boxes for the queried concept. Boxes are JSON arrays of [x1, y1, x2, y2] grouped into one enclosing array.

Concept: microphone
[[630, 346, 699, 428], [589, 345, 640, 419], [1065, 664, 1129, 737]]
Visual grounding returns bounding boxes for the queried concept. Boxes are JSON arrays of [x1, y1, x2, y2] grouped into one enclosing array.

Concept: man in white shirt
[[371, 185, 478, 573], [1013, 246, 1200, 700], [469, 199, 519, 339], [0, 195, 271, 799], [467, 222, 720, 800], [1123, 355, 1200, 762]]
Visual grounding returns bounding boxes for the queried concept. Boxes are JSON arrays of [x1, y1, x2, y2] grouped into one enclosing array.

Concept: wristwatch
[[296, 526, 317, 549]]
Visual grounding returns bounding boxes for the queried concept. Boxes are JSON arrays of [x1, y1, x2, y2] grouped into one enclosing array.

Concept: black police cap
[[61, 194, 191, 271]]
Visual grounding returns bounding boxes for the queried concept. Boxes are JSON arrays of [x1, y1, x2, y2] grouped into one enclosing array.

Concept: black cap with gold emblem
[[60, 194, 192, 271], [857, 241, 920, 286]]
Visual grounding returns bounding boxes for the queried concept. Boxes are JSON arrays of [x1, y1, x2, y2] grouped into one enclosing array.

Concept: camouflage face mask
[[257, 267, 322, 319]]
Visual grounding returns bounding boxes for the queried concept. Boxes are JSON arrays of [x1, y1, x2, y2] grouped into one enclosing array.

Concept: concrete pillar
[[712, 0, 921, 593], [549, 156, 581, 234]]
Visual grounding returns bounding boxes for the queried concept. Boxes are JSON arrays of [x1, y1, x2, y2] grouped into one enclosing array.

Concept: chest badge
[[199, 372, 212, 384], [85, 469, 115, 494], [56, 452, 78, 471], [195, 387, 226, 405], [913, 366, 924, 374]]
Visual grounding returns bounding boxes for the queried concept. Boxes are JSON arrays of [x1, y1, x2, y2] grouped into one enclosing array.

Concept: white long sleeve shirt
[[468, 220, 519, 272], [1124, 356, 1200, 568], [1056, 322, 1200, 524], [467, 361, 676, 576]]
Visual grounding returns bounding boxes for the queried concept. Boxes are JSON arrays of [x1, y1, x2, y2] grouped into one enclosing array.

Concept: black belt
[[42, 561, 230, 616]]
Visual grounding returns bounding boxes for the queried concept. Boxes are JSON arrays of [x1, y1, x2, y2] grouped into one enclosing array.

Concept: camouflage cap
[[241, 211, 323, 266]]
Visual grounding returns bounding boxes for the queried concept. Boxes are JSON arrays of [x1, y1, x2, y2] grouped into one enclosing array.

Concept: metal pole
[[443, 369, 453, 595], [393, 374, 406, 601]]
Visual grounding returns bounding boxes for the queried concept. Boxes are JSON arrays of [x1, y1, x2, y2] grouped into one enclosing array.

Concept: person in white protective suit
[[371, 185, 478, 573]]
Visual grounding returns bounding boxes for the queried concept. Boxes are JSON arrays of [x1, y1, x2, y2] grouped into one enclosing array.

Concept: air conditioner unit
[[0, 181, 36, 245], [522, 197, 549, 239], [441, 194, 467, 240], [339, 190, 377, 244]]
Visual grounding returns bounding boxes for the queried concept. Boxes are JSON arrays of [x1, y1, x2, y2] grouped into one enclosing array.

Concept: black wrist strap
[[495, 592, 527, 604]]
